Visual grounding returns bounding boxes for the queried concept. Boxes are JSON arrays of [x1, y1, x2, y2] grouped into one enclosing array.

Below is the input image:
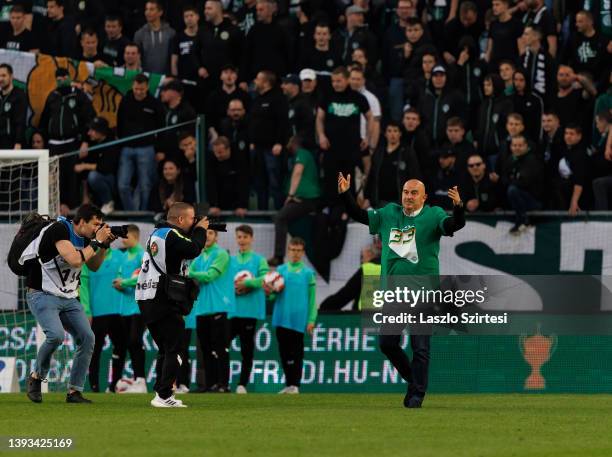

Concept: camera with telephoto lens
[[110, 225, 130, 238], [193, 215, 227, 232]]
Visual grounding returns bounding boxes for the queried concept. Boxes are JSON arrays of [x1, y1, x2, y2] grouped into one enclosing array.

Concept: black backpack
[[8, 212, 53, 276]]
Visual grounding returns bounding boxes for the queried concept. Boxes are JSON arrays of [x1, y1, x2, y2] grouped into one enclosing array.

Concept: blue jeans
[[87, 171, 115, 205], [507, 184, 542, 225], [388, 77, 405, 121], [117, 146, 157, 210], [26, 291, 95, 392], [253, 146, 283, 210]]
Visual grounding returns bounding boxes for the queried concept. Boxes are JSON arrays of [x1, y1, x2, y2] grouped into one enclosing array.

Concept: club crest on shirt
[[388, 226, 419, 263], [150, 242, 159, 257]]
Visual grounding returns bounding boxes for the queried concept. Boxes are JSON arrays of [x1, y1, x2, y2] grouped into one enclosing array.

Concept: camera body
[[110, 225, 130, 238], [193, 215, 227, 232]]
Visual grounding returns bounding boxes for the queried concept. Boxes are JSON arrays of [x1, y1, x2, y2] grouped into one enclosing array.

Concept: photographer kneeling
[[23, 204, 115, 404], [136, 202, 210, 408]]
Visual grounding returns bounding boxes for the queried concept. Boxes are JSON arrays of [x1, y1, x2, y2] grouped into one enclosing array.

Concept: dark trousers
[[506, 184, 542, 225], [379, 333, 431, 399], [148, 313, 185, 399], [177, 329, 192, 387], [49, 140, 80, 209], [89, 314, 127, 392], [252, 146, 283, 210], [229, 318, 257, 387], [196, 313, 230, 389], [273, 199, 319, 258], [122, 314, 146, 379], [276, 326, 304, 387]]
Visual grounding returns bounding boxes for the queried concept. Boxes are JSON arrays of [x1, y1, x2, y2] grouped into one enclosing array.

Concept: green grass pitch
[[2, 393, 612, 457]]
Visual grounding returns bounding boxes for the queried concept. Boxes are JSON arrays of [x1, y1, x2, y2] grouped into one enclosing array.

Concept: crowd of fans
[[0, 0, 611, 234]]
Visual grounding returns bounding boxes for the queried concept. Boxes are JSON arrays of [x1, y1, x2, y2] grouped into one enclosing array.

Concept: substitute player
[[338, 173, 465, 408], [269, 237, 317, 394], [112, 224, 147, 393], [229, 225, 269, 394], [189, 229, 235, 392]]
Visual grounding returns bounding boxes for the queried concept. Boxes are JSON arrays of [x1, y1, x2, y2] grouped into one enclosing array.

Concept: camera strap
[[146, 231, 166, 277]]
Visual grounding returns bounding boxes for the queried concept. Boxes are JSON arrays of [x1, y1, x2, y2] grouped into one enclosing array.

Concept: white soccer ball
[[234, 270, 254, 283], [264, 271, 285, 293], [115, 378, 133, 393]]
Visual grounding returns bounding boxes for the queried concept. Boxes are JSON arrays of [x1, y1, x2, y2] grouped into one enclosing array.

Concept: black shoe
[[405, 396, 423, 409], [27, 374, 42, 403], [509, 223, 526, 235], [267, 256, 283, 267], [66, 391, 92, 404]]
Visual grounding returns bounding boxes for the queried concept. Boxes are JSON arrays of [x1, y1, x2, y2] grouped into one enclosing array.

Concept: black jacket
[[0, 86, 27, 148], [332, 25, 378, 64], [500, 151, 546, 202], [219, 116, 249, 158], [159, 99, 197, 159], [419, 86, 467, 147], [365, 143, 422, 206], [462, 174, 501, 212], [206, 150, 250, 210], [39, 86, 95, 141], [288, 92, 317, 149], [205, 87, 250, 131], [248, 87, 290, 148], [138, 224, 206, 323], [198, 18, 243, 80], [475, 91, 514, 157], [40, 15, 78, 58], [116, 91, 165, 148], [241, 19, 290, 81], [402, 127, 433, 177]]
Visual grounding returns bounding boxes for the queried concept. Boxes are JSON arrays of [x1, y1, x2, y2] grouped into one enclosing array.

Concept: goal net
[[0, 149, 66, 392]]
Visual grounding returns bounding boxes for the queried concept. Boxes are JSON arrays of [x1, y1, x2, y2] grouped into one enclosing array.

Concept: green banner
[[3, 313, 612, 393]]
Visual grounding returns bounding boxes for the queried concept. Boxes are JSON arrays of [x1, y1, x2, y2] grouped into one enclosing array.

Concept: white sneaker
[[278, 386, 291, 394], [286, 386, 300, 394], [235, 385, 247, 394], [150, 393, 187, 408], [175, 384, 190, 394], [115, 378, 132, 393], [101, 200, 115, 215]]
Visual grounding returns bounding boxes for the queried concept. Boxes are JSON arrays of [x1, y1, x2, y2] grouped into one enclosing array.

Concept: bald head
[[167, 202, 196, 232], [402, 179, 427, 212]]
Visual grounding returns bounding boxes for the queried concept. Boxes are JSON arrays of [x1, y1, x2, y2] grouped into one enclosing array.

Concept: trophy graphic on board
[[519, 327, 557, 390]]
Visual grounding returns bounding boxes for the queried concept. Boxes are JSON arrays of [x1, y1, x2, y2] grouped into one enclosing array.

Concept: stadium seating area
[[0, 0, 611, 225]]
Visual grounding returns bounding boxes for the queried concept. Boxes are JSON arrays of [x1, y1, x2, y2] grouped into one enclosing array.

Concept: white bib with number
[[388, 226, 419, 264]]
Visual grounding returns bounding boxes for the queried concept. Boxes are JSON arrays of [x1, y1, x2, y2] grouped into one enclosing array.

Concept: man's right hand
[[489, 172, 499, 183], [95, 224, 113, 244], [196, 216, 210, 230], [338, 172, 351, 194], [466, 199, 479, 212]]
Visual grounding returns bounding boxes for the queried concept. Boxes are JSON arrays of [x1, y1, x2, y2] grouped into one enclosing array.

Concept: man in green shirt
[[339, 173, 465, 408], [269, 136, 321, 266]]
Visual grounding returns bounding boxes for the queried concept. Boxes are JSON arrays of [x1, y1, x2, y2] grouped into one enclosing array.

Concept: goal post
[[0, 149, 60, 392]]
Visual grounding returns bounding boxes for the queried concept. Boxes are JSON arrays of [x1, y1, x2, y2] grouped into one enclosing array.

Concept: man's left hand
[[307, 323, 315, 335], [272, 144, 283, 156], [448, 186, 462, 206]]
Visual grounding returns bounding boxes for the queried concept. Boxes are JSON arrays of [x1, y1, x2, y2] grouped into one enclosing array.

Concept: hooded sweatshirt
[[134, 21, 176, 75], [475, 74, 514, 157]]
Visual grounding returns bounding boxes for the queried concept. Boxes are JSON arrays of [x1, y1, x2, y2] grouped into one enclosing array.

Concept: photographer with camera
[[135, 202, 211, 408], [20, 204, 116, 404]]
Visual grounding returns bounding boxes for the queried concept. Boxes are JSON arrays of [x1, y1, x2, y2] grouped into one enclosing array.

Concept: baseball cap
[[88, 117, 110, 135], [432, 65, 446, 75], [282, 74, 300, 85], [299, 68, 317, 81], [346, 5, 366, 15]]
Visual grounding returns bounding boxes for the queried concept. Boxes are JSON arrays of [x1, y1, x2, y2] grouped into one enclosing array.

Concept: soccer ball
[[234, 270, 254, 283], [115, 378, 134, 393], [264, 271, 285, 293]]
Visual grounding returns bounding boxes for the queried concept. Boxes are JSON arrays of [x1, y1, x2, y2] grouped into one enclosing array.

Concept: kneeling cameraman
[[136, 202, 209, 408]]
